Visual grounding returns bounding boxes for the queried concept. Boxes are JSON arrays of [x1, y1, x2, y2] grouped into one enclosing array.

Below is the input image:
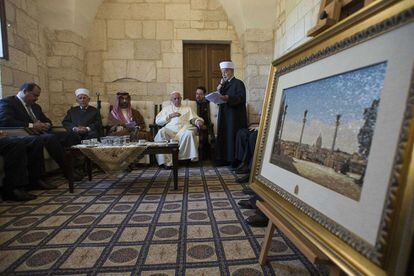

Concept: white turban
[[219, 61, 235, 69], [75, 88, 89, 97]]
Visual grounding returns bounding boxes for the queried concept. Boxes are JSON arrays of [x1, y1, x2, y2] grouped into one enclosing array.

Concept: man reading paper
[[215, 61, 248, 167]]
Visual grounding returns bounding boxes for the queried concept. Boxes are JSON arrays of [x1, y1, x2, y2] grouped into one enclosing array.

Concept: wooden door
[[183, 43, 230, 100]]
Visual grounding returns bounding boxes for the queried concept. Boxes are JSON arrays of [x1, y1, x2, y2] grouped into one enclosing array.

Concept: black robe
[[215, 77, 248, 163], [62, 106, 101, 140]]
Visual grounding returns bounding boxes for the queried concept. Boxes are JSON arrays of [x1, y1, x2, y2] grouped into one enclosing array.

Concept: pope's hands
[[195, 120, 204, 129], [168, 112, 181, 120]]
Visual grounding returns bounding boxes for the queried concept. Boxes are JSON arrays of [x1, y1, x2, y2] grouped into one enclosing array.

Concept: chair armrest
[[149, 124, 159, 137], [50, 126, 68, 133], [0, 127, 31, 136]]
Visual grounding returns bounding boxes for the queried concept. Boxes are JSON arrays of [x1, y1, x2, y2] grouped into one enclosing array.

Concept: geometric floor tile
[[0, 164, 323, 275]]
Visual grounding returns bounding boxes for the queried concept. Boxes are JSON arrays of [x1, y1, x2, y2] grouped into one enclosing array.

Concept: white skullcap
[[170, 91, 181, 96], [75, 88, 89, 97], [219, 61, 235, 69]]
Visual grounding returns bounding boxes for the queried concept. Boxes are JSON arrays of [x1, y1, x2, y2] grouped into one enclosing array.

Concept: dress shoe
[[242, 188, 256, 195], [236, 164, 250, 174], [245, 213, 269, 227], [215, 161, 230, 167], [237, 199, 255, 209], [229, 163, 242, 171], [236, 175, 250, 183], [28, 180, 57, 190], [2, 189, 37, 202]]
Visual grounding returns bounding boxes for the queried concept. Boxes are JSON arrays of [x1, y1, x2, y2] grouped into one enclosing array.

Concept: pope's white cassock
[[155, 104, 203, 166]]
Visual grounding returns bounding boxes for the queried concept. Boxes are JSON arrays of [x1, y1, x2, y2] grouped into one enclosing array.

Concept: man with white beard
[[155, 91, 204, 169]]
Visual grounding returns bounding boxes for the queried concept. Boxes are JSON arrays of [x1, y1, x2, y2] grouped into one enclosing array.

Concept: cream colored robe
[[155, 104, 203, 166]]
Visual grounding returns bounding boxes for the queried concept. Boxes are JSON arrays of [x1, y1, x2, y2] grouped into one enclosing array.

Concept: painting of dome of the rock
[[271, 62, 387, 201]]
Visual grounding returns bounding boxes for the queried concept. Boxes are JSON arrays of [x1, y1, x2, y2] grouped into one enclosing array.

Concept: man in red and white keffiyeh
[[108, 91, 152, 141]]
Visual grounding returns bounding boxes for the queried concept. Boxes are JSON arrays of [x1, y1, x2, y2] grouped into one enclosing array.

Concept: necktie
[[26, 105, 38, 122]]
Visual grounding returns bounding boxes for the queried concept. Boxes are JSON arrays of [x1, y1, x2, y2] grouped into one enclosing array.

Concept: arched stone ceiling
[[37, 0, 105, 37], [36, 0, 276, 38]]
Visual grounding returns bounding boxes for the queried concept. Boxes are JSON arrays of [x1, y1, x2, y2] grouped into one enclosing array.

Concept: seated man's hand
[[74, 126, 88, 134], [116, 126, 124, 132], [33, 121, 49, 132], [168, 112, 181, 119], [125, 121, 136, 128]]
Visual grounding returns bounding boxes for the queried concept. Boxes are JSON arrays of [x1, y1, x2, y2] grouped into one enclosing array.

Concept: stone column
[[46, 30, 86, 124], [242, 28, 274, 124]]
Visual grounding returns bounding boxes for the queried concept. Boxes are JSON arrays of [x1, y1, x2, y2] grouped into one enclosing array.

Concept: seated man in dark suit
[[0, 131, 43, 201], [0, 82, 78, 184], [232, 126, 268, 227], [195, 86, 214, 160], [62, 88, 101, 142], [233, 126, 259, 180]]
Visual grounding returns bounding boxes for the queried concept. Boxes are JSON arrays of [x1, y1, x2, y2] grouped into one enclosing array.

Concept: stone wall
[[0, 0, 49, 111], [84, 0, 243, 106], [242, 29, 274, 123], [274, 0, 321, 59], [46, 30, 85, 123]]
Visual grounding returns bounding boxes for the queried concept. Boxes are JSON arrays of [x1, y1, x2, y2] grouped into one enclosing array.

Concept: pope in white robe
[[155, 91, 204, 167]]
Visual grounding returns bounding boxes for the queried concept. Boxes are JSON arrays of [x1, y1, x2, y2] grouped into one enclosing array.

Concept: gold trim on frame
[[251, 1, 414, 275]]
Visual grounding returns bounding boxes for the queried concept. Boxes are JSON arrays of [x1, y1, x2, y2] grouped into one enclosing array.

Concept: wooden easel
[[308, 0, 375, 36], [257, 201, 342, 275]]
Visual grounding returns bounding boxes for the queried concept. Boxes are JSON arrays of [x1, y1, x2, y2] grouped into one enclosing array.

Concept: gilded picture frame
[[251, 1, 414, 275]]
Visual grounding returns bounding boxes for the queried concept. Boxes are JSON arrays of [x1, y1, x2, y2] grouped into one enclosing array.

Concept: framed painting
[[251, 1, 414, 275], [0, 0, 8, 59]]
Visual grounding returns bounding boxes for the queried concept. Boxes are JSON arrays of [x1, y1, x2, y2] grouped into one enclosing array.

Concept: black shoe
[[236, 175, 250, 183], [28, 180, 57, 190], [161, 164, 172, 170], [237, 199, 255, 209], [2, 189, 37, 201], [245, 213, 269, 227], [242, 188, 256, 195], [215, 161, 230, 167], [233, 162, 246, 171], [230, 160, 240, 168], [236, 164, 250, 174]]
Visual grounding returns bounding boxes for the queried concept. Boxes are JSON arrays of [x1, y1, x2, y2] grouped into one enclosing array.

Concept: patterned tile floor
[[0, 164, 323, 275]]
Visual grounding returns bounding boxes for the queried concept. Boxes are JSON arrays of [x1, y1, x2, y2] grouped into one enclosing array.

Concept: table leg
[[86, 157, 92, 181], [172, 148, 178, 190], [65, 151, 74, 193]]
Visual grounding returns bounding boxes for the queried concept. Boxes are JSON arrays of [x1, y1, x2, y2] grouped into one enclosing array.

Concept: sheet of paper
[[205, 91, 225, 104]]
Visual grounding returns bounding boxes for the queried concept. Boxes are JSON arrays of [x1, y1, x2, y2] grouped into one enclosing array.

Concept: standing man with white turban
[[155, 91, 204, 169], [62, 88, 102, 142], [215, 61, 248, 167]]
